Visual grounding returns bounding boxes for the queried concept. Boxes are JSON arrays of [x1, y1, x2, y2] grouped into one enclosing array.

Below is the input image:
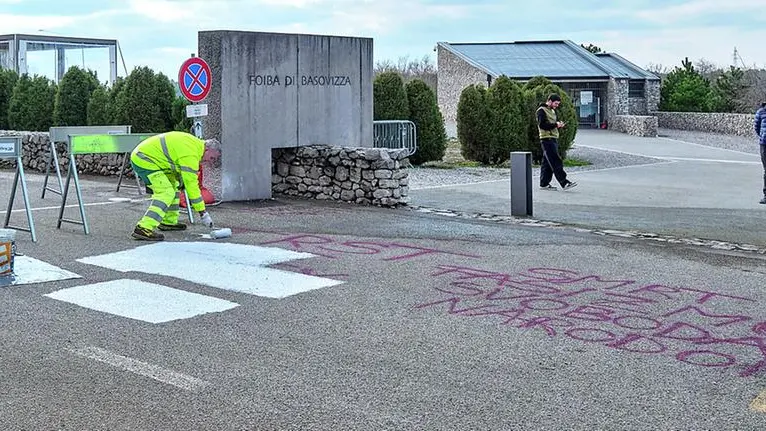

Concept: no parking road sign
[[178, 56, 211, 103]]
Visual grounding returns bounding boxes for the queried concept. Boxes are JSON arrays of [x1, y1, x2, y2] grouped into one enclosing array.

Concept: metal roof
[[438, 40, 657, 80], [0, 33, 117, 46], [595, 53, 660, 80]]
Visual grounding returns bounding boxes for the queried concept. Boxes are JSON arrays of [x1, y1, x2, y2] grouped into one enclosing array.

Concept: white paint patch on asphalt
[[44, 279, 239, 323], [77, 242, 344, 298], [67, 346, 210, 391], [4, 256, 81, 286]]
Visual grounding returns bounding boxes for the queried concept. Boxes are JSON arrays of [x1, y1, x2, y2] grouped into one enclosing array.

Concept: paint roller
[[209, 228, 232, 239]]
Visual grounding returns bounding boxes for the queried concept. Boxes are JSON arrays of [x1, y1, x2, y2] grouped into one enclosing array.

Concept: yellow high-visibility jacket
[[131, 131, 207, 213]]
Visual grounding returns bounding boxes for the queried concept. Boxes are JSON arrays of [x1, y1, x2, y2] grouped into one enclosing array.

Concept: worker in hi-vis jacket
[[129, 131, 213, 241]]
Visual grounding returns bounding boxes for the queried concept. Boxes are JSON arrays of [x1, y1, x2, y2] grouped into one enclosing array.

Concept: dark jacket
[[755, 107, 766, 145]]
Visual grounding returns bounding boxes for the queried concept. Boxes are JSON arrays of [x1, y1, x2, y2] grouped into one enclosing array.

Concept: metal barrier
[[372, 120, 417, 156], [57, 133, 195, 235], [43, 126, 136, 199], [1, 136, 36, 242]]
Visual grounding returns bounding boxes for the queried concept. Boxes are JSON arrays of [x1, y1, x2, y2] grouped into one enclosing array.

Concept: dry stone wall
[[610, 115, 658, 137], [0, 130, 131, 176], [654, 112, 756, 137], [272, 146, 410, 207]]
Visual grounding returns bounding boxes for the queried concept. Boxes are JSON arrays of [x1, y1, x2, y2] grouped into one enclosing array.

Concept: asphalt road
[[2, 171, 766, 430]]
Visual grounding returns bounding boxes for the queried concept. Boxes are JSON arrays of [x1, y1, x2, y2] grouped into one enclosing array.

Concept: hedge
[[457, 74, 578, 165], [405, 79, 447, 165], [0, 66, 192, 134]]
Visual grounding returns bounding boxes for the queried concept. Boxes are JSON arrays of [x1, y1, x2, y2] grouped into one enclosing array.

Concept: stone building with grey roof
[[436, 40, 661, 136]]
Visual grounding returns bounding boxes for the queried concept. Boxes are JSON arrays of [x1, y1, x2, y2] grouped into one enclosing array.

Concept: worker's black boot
[[131, 225, 165, 241]]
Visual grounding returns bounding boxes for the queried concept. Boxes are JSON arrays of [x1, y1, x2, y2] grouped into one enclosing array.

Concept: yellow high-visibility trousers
[[137, 171, 181, 230]]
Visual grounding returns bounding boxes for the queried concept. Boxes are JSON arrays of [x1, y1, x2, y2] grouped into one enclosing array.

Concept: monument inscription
[[249, 75, 352, 87]]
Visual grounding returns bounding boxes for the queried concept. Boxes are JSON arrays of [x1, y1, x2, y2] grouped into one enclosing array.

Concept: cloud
[[632, 0, 758, 24], [2, 0, 763, 81], [581, 25, 763, 69]]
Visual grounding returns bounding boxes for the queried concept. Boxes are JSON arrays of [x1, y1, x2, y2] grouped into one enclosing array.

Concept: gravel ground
[[409, 129, 762, 190], [658, 128, 760, 154], [408, 145, 664, 190]]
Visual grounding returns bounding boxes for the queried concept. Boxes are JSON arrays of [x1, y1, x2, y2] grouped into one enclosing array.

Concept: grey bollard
[[510, 151, 533, 216]]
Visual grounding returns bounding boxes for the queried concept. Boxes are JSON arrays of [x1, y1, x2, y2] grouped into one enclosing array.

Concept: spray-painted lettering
[[415, 265, 766, 377], [260, 234, 482, 261]]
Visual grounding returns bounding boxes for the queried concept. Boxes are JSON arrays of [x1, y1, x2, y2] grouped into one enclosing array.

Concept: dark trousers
[[540, 138, 568, 187], [761, 144, 766, 196]]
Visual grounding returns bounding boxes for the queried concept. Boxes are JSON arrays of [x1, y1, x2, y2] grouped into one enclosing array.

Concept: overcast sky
[[1, 0, 763, 83]]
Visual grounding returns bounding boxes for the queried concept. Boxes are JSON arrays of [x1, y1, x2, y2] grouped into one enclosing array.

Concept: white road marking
[[67, 346, 210, 391], [0, 199, 144, 216], [44, 279, 240, 323], [576, 144, 760, 164], [77, 242, 344, 298], [4, 255, 81, 286]]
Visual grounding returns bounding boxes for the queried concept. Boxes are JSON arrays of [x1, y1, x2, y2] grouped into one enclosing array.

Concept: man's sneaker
[[760, 196, 766, 204], [131, 226, 165, 241], [158, 222, 188, 231], [563, 181, 578, 190], [540, 184, 557, 190]]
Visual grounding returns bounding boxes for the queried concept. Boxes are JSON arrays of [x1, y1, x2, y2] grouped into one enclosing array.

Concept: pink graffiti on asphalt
[[260, 233, 482, 261], [415, 265, 766, 377]]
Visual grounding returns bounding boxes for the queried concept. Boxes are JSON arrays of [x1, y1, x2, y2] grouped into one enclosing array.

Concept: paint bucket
[[0, 228, 16, 280]]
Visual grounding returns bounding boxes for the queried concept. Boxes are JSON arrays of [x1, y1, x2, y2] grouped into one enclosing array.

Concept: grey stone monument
[[198, 30, 374, 201]]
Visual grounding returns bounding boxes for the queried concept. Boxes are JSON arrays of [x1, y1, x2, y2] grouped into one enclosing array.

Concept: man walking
[[537, 93, 577, 190], [130, 131, 214, 241], [755, 102, 766, 204]]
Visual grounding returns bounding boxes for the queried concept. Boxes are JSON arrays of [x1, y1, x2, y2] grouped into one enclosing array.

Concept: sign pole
[[178, 53, 212, 218]]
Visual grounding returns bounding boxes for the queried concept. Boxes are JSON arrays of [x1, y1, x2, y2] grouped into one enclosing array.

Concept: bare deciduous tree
[[694, 58, 720, 81], [374, 55, 437, 91], [645, 63, 670, 77]]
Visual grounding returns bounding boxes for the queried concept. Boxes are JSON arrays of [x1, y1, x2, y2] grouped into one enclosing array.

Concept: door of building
[[574, 89, 602, 128]]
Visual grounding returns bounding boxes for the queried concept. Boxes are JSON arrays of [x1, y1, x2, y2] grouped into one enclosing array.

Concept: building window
[[629, 80, 645, 98]]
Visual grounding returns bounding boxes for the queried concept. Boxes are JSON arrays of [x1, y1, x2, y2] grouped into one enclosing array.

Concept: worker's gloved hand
[[200, 211, 213, 228]]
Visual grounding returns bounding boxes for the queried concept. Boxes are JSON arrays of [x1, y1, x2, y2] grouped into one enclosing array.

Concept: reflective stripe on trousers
[[137, 172, 182, 230]]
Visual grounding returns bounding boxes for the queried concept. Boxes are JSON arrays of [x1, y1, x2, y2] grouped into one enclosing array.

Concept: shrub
[[659, 58, 717, 112], [373, 71, 409, 120], [109, 76, 128, 125], [87, 84, 111, 126], [405, 78, 447, 165], [172, 96, 193, 132], [486, 76, 526, 164], [7, 74, 56, 131], [0, 68, 19, 129], [153, 72, 176, 130], [523, 82, 578, 162], [522, 75, 552, 92], [112, 66, 173, 132], [456, 84, 493, 164], [54, 66, 99, 126]]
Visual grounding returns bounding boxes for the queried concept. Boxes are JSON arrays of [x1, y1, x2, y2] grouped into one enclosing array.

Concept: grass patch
[[420, 160, 482, 169], [532, 158, 592, 168], [563, 158, 591, 167]]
